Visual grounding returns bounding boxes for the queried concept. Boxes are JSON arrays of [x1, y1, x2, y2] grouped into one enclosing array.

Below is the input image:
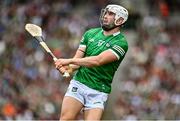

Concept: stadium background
[[0, 0, 179, 120]]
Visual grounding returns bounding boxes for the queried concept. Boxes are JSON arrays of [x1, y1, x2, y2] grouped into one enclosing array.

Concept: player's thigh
[[84, 108, 104, 120], [60, 96, 84, 120]]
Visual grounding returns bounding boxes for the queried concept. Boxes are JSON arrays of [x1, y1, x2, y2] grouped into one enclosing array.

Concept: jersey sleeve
[[109, 39, 128, 60], [79, 31, 89, 48]]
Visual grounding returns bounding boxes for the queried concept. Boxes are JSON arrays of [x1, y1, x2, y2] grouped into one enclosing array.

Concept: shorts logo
[[72, 87, 78, 92], [93, 101, 101, 104]]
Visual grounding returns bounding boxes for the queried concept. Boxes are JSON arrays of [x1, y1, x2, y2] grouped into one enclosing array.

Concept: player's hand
[[55, 58, 72, 66], [55, 66, 67, 75], [55, 64, 73, 75], [66, 65, 73, 74]]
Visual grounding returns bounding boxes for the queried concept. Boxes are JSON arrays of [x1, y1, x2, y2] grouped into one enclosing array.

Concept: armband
[[78, 49, 85, 53]]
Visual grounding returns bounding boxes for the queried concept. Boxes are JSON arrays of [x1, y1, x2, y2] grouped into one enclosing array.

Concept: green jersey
[[73, 27, 128, 93]]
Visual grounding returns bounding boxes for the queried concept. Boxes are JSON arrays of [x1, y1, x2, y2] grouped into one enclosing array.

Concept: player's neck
[[103, 27, 120, 36]]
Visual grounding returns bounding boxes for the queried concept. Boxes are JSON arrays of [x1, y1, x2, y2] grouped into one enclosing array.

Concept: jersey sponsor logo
[[113, 45, 125, 56], [98, 40, 105, 46], [89, 38, 94, 42]]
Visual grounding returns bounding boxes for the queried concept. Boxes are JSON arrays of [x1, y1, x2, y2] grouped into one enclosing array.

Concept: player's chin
[[102, 23, 111, 27], [102, 23, 109, 29]]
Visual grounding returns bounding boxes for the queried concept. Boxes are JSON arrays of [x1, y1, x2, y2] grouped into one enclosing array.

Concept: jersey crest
[[98, 40, 105, 46]]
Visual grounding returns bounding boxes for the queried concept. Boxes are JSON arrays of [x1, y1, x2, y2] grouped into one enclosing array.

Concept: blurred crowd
[[112, 0, 180, 120], [0, 0, 179, 120]]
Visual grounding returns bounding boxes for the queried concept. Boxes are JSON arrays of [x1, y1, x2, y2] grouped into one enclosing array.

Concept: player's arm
[[55, 46, 86, 73], [56, 30, 88, 74], [68, 46, 86, 70], [55, 49, 118, 68]]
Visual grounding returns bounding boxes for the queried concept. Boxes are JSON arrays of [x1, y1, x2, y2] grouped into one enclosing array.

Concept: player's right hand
[[56, 65, 73, 76], [56, 66, 67, 75]]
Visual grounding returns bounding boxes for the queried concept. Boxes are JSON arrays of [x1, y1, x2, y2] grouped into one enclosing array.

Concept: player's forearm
[[68, 64, 79, 72], [70, 56, 101, 67], [69, 47, 86, 70], [69, 48, 84, 70]]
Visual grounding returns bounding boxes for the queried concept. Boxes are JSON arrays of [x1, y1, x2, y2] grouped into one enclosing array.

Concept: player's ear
[[115, 17, 124, 26]]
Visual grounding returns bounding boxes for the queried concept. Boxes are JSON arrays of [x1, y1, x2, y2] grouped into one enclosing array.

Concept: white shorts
[[65, 80, 108, 110]]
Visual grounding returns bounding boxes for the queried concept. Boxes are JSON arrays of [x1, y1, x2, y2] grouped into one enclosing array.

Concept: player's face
[[101, 10, 118, 31], [102, 11, 115, 26]]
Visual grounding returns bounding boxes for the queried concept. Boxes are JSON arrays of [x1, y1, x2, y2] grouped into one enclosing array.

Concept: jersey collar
[[101, 30, 120, 36], [113, 31, 120, 36]]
